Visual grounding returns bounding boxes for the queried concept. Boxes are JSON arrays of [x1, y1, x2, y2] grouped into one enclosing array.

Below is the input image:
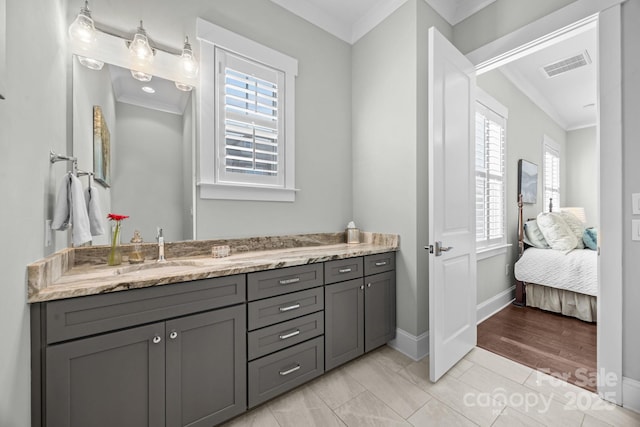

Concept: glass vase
[[108, 222, 122, 266]]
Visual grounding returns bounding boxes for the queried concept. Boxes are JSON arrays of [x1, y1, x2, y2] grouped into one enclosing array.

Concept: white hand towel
[[51, 174, 71, 231], [85, 186, 105, 236], [51, 173, 92, 246]]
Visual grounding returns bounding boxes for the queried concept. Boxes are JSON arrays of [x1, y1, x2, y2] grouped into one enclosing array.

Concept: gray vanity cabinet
[[165, 305, 246, 427], [364, 270, 396, 352], [325, 253, 396, 371], [45, 322, 166, 427], [324, 278, 365, 371], [33, 275, 247, 427]]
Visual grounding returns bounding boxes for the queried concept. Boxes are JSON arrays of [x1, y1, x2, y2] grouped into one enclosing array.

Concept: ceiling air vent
[[542, 50, 592, 78]]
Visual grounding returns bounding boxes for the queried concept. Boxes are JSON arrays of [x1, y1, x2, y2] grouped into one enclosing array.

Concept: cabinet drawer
[[324, 258, 364, 284], [248, 288, 323, 331], [364, 252, 395, 276], [248, 336, 324, 408], [46, 275, 246, 344], [247, 264, 323, 301], [248, 311, 324, 360]]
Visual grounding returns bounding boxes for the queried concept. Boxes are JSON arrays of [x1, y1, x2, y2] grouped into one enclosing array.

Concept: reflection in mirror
[[72, 55, 195, 245]]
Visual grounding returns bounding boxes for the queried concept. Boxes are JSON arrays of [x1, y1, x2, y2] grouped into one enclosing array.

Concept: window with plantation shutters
[[475, 99, 507, 249], [543, 137, 560, 212], [217, 48, 284, 187], [197, 19, 298, 201]]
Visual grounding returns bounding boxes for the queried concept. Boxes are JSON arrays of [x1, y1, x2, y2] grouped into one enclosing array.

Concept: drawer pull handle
[[279, 277, 301, 285], [279, 364, 301, 376], [375, 261, 388, 266], [279, 329, 301, 340], [279, 303, 301, 313], [339, 268, 352, 273]]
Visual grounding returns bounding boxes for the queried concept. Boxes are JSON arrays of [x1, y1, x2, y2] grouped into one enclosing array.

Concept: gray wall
[[352, 0, 451, 337], [453, 0, 576, 54], [566, 126, 598, 226], [475, 69, 567, 304], [193, 1, 353, 239], [622, 0, 640, 382], [0, 0, 68, 425], [112, 102, 185, 243]]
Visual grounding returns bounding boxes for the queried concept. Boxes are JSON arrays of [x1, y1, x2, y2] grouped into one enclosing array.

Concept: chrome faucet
[[156, 227, 166, 262]]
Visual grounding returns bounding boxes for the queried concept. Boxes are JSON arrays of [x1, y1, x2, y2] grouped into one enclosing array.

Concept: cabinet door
[[166, 305, 246, 427], [365, 271, 396, 352], [324, 278, 364, 371], [46, 323, 165, 427]]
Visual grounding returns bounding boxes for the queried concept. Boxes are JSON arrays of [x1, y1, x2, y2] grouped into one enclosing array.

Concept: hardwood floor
[[477, 304, 597, 392]]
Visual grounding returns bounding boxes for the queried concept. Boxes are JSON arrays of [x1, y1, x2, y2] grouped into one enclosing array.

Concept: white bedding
[[514, 248, 598, 296]]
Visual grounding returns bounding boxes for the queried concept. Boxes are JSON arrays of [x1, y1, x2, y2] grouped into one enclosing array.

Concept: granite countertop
[[27, 232, 399, 303]]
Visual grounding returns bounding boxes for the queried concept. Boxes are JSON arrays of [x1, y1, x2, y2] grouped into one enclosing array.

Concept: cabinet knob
[[367, 283, 372, 288], [360, 285, 364, 290], [152, 335, 162, 344], [169, 331, 178, 340]]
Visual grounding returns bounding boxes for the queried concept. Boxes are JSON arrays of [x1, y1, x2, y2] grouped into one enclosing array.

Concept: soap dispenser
[[128, 230, 145, 264], [346, 221, 360, 244]]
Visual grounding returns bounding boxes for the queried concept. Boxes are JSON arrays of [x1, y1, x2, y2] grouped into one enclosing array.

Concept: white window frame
[[542, 135, 560, 212], [475, 89, 509, 257], [197, 18, 298, 201]]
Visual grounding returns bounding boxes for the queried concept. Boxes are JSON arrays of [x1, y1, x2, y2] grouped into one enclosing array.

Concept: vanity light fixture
[[69, 7, 199, 89], [68, 0, 97, 47], [128, 21, 155, 82], [141, 86, 156, 94]]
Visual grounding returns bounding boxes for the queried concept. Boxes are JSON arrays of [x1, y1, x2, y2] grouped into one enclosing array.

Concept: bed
[[513, 196, 597, 322]]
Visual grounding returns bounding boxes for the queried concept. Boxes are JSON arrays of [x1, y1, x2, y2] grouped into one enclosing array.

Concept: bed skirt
[[525, 283, 597, 322]]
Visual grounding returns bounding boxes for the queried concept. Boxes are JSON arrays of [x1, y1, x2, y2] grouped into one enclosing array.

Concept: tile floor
[[222, 346, 640, 427]]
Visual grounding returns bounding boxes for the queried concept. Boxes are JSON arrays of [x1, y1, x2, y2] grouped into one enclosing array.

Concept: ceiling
[[269, 0, 496, 44], [270, 0, 595, 131], [498, 24, 597, 131]]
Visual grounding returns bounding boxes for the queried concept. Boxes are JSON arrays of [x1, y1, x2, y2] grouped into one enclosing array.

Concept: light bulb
[[179, 37, 199, 79], [175, 81, 193, 92], [78, 56, 104, 70], [128, 21, 154, 64], [131, 70, 152, 82], [68, 1, 96, 47]]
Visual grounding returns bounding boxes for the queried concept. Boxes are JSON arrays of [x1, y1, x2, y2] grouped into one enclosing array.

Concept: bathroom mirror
[[72, 56, 196, 245]]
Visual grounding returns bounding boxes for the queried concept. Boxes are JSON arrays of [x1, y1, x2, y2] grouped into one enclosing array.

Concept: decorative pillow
[[523, 220, 550, 249], [557, 211, 585, 249], [583, 227, 598, 250], [536, 212, 578, 251]]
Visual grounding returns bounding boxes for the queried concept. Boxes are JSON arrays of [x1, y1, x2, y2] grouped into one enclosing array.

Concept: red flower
[[107, 213, 129, 221]]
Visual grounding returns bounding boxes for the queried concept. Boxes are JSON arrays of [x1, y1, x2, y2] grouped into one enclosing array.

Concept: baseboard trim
[[623, 377, 640, 414], [388, 328, 429, 361], [476, 285, 516, 324]]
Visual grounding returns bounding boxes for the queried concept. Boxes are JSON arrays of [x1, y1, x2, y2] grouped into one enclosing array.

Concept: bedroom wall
[[565, 126, 598, 226], [475, 69, 567, 305]]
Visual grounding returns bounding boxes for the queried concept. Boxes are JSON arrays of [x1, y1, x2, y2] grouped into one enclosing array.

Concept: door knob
[[428, 241, 453, 256]]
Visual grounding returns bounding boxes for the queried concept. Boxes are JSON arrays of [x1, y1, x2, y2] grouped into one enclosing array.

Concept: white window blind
[[216, 48, 285, 187], [475, 102, 506, 248], [543, 138, 560, 211]]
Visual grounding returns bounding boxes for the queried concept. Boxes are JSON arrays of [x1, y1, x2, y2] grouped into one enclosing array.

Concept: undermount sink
[[113, 260, 206, 275]]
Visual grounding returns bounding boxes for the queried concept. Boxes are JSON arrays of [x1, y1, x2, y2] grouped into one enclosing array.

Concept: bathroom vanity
[[28, 232, 397, 427]]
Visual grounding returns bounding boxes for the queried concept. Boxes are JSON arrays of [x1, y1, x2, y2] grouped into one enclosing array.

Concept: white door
[[428, 27, 477, 382]]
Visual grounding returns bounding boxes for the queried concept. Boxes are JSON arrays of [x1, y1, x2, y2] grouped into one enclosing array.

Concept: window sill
[[477, 243, 512, 261], [198, 182, 299, 202]]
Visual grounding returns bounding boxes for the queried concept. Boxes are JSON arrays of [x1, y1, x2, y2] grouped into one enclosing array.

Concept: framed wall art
[[518, 159, 538, 204], [93, 105, 111, 187]]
